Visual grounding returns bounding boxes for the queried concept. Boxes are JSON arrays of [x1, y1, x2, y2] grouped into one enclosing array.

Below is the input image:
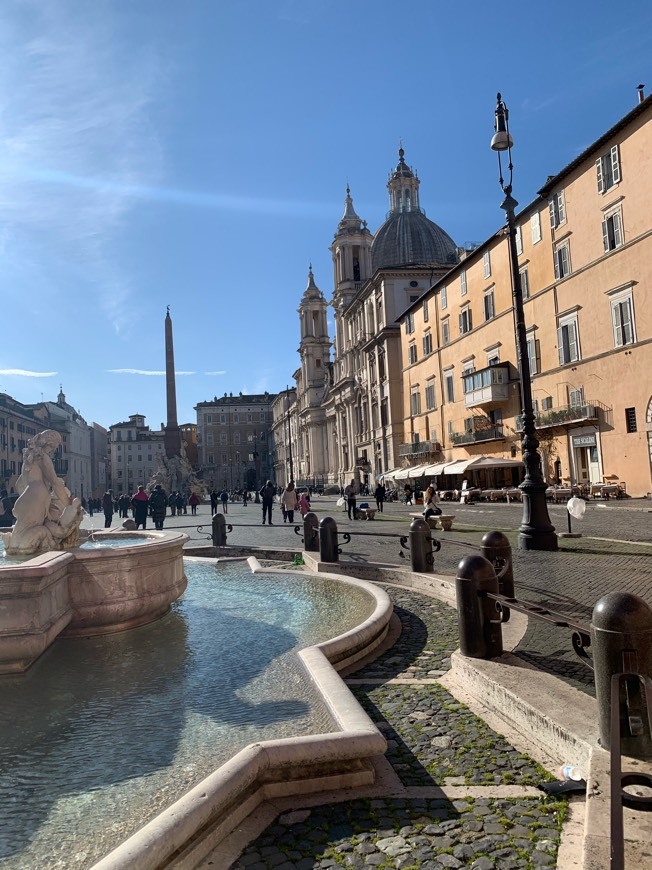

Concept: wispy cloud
[[0, 368, 58, 377], [107, 369, 195, 376], [0, 0, 165, 334], [205, 371, 227, 376]]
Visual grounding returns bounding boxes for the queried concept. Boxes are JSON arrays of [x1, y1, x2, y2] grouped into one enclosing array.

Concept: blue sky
[[0, 0, 650, 430]]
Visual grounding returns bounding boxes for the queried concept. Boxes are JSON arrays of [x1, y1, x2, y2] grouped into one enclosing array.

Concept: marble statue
[[1, 430, 83, 556]]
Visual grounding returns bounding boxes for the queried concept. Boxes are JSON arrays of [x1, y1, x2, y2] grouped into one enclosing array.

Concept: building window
[[207, 453, 214, 465], [220, 433, 228, 445], [625, 407, 637, 433], [569, 387, 584, 407], [549, 191, 566, 229], [558, 315, 580, 365], [460, 271, 467, 296], [405, 312, 415, 334], [422, 332, 433, 356], [440, 286, 447, 309], [519, 266, 530, 299], [596, 145, 621, 194], [483, 251, 491, 279], [441, 318, 450, 345], [205, 414, 212, 423], [483, 289, 495, 322], [459, 307, 472, 335], [220, 414, 226, 424], [526, 333, 540, 375], [378, 352, 386, 380], [423, 299, 429, 322], [260, 412, 265, 422], [408, 343, 417, 364], [602, 208, 623, 252], [206, 433, 214, 446], [410, 390, 421, 416], [610, 290, 635, 347], [515, 224, 523, 255], [425, 380, 436, 410], [445, 373, 455, 403], [554, 242, 570, 279], [531, 211, 541, 244]]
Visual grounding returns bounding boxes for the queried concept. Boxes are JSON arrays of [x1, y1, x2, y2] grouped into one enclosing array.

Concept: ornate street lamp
[[491, 93, 557, 551]]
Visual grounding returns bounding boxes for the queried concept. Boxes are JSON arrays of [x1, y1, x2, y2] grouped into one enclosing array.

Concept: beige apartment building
[[400, 94, 652, 497]]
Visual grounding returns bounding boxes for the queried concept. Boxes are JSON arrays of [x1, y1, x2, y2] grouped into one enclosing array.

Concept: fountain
[[0, 430, 188, 674]]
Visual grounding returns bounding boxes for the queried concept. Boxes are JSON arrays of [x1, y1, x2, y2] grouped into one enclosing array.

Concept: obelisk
[[164, 306, 182, 458]]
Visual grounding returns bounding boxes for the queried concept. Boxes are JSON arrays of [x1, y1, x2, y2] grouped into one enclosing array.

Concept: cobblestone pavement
[[125, 496, 650, 697], [227, 585, 566, 870]]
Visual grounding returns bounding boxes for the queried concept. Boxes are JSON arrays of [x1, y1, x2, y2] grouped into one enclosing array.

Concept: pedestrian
[[102, 489, 114, 528], [281, 481, 298, 523], [404, 484, 413, 505], [175, 491, 184, 516], [344, 479, 357, 520], [259, 479, 275, 525], [210, 489, 218, 514], [189, 491, 200, 516], [298, 491, 311, 517], [131, 485, 150, 529], [168, 492, 177, 516], [220, 488, 229, 514], [374, 481, 386, 513], [88, 497, 94, 517], [242, 490, 248, 506], [422, 485, 442, 520], [149, 484, 167, 530]]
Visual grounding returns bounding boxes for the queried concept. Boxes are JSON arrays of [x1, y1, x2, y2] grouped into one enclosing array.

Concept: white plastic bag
[[336, 497, 345, 507], [567, 497, 586, 519]]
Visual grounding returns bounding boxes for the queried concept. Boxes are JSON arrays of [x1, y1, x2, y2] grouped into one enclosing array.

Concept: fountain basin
[[0, 530, 188, 673]]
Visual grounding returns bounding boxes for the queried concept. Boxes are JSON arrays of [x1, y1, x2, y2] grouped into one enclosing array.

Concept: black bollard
[[212, 513, 227, 547], [591, 592, 652, 759], [455, 554, 503, 659], [319, 516, 338, 563], [481, 530, 514, 622], [409, 517, 434, 574], [303, 511, 319, 552]]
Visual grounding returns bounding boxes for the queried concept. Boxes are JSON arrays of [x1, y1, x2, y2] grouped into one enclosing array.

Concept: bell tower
[[298, 265, 331, 397]]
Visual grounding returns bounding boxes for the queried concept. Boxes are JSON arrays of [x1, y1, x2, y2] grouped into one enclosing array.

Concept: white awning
[[423, 462, 449, 475], [441, 459, 473, 475], [394, 464, 430, 480], [465, 456, 523, 470], [376, 468, 401, 481]]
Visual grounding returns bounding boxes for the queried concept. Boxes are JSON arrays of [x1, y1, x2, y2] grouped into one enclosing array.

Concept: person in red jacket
[[131, 485, 150, 530], [188, 491, 200, 516]]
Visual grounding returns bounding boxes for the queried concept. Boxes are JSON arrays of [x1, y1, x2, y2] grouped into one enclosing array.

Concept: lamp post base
[[518, 485, 558, 551]]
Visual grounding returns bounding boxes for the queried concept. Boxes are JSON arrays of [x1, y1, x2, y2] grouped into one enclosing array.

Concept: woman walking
[[281, 482, 298, 523]]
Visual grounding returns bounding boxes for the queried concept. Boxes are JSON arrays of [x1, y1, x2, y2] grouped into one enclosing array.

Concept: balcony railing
[[398, 440, 442, 457], [516, 402, 599, 431], [450, 426, 504, 446]]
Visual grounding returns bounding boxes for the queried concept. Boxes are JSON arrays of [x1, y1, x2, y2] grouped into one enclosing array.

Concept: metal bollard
[[212, 513, 227, 547], [455, 554, 503, 659], [303, 511, 319, 552], [319, 516, 339, 562], [591, 592, 652, 759], [409, 517, 434, 574], [481, 530, 514, 622]]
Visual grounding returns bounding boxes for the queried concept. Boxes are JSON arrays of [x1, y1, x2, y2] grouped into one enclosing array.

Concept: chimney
[[637, 84, 645, 103]]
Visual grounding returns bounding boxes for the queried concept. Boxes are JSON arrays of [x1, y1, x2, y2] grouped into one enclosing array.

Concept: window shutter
[[602, 217, 610, 252], [468, 309, 473, 330], [560, 245, 569, 276], [612, 302, 623, 347], [558, 191, 565, 223], [515, 225, 522, 255], [596, 157, 604, 194], [554, 250, 561, 280], [613, 212, 622, 247], [549, 199, 556, 228], [568, 320, 578, 361], [558, 326, 565, 364], [459, 312, 463, 333], [611, 145, 621, 183]]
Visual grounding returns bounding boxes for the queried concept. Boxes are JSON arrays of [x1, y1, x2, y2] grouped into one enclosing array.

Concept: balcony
[[516, 402, 600, 431], [450, 426, 504, 446], [398, 440, 442, 457], [463, 364, 510, 408]]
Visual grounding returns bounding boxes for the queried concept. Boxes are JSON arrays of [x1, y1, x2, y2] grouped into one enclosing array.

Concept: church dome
[[371, 210, 457, 271], [370, 146, 458, 271]]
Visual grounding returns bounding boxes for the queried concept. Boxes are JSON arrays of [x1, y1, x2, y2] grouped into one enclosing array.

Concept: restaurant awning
[[423, 462, 449, 475], [441, 459, 473, 475], [376, 468, 401, 481], [394, 464, 430, 480], [442, 456, 524, 474]]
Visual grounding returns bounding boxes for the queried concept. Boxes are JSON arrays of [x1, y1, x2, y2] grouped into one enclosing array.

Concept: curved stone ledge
[[91, 562, 392, 870]]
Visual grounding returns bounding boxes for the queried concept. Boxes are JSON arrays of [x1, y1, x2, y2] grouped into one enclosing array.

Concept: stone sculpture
[[1, 430, 83, 556]]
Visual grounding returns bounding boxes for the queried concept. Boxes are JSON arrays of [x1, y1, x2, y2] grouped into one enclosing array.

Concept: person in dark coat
[[131, 485, 150, 529], [374, 481, 386, 513], [175, 491, 184, 516], [210, 489, 218, 514], [188, 491, 200, 515], [149, 485, 167, 530], [102, 490, 114, 528], [259, 480, 275, 525]]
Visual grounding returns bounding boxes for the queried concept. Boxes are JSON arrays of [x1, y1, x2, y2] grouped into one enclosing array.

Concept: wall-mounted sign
[[572, 434, 596, 447]]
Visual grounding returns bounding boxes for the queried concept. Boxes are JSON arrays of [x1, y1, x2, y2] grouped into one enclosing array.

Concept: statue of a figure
[[0, 430, 83, 556]]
